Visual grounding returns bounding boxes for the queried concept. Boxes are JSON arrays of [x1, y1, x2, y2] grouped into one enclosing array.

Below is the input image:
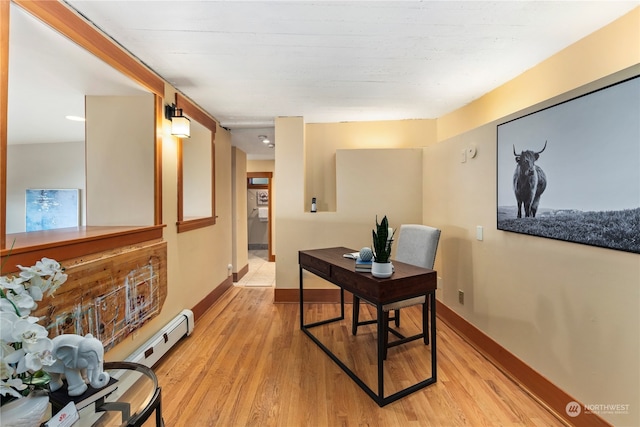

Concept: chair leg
[[352, 295, 361, 335], [423, 295, 429, 345], [382, 310, 390, 360], [394, 309, 401, 327]]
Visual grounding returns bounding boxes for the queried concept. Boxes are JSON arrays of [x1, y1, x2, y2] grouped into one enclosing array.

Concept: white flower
[[17, 258, 67, 297], [12, 319, 48, 345], [0, 256, 66, 400], [0, 275, 26, 292], [21, 338, 54, 372], [0, 359, 13, 380], [0, 378, 27, 398], [28, 285, 44, 302], [4, 291, 37, 317], [0, 311, 20, 342], [0, 341, 19, 379]]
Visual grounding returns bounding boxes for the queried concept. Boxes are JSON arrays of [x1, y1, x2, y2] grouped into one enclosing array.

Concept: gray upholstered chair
[[352, 224, 441, 359]]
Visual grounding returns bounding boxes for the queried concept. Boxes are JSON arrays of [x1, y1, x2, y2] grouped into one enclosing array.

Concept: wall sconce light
[[165, 104, 191, 138]]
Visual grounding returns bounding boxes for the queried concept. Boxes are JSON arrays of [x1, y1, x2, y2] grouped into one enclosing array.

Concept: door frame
[[247, 172, 274, 262]]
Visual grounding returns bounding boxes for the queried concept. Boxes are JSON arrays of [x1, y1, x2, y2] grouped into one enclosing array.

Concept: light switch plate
[[476, 225, 483, 241]]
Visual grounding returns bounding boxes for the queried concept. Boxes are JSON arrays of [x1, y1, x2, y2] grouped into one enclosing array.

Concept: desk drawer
[[299, 252, 331, 278], [331, 267, 358, 287]]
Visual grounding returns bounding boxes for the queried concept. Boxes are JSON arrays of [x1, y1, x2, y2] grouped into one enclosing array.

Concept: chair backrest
[[394, 224, 441, 269]]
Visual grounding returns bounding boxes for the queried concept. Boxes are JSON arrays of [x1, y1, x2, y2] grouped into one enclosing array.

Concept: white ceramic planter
[[371, 261, 393, 278]]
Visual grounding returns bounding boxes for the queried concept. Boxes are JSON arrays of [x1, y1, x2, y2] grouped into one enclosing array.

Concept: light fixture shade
[[171, 115, 191, 138]]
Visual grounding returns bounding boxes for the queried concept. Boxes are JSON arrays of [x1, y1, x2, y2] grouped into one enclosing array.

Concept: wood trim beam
[[0, 0, 8, 249], [154, 94, 163, 225], [14, 0, 164, 96], [1, 225, 165, 271], [176, 93, 217, 133]]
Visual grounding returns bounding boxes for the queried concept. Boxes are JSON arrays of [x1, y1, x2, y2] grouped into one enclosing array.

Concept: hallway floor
[[235, 249, 275, 287]]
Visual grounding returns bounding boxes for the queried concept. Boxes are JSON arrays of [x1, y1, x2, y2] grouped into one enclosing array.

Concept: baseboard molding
[[436, 300, 611, 427], [233, 263, 249, 283], [191, 276, 233, 321]]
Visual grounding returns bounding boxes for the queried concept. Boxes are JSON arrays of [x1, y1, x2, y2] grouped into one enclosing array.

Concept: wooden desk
[[299, 247, 437, 407]]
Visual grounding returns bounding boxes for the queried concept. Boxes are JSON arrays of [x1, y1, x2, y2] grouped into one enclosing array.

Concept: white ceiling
[[8, 1, 639, 160]]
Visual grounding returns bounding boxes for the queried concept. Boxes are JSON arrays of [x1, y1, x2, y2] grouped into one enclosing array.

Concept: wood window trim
[[175, 93, 217, 233], [1, 1, 164, 265]]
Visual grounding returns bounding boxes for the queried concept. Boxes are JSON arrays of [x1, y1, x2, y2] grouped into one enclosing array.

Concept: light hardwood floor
[[150, 285, 565, 426]]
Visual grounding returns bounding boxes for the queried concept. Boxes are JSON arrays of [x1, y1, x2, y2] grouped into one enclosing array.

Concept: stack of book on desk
[[355, 256, 372, 273]]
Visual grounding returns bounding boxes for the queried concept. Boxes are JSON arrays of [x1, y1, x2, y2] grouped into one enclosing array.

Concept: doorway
[[247, 172, 274, 262]]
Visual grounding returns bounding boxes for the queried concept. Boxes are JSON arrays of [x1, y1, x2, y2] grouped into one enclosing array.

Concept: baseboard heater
[[125, 309, 195, 368]]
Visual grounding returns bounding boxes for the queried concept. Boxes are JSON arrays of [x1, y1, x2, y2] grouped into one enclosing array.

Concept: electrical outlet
[[458, 290, 464, 305]]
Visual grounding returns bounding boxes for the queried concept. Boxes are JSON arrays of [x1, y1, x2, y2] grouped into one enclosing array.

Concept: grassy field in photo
[[498, 206, 640, 253]]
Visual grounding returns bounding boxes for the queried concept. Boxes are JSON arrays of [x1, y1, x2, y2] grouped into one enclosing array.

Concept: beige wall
[[305, 119, 437, 212], [275, 118, 436, 290], [182, 122, 213, 218], [86, 95, 155, 226], [232, 147, 248, 276], [425, 9, 639, 426], [247, 159, 275, 173], [104, 87, 234, 362]]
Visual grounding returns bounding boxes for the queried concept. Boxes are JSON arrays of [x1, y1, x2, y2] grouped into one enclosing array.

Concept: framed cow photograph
[[497, 74, 640, 254]]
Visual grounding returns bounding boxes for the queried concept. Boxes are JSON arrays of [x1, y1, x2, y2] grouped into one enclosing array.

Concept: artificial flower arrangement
[[0, 257, 67, 404]]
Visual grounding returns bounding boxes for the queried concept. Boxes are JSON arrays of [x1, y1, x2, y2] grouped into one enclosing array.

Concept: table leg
[[299, 266, 304, 329], [377, 304, 384, 403], [430, 290, 437, 381]]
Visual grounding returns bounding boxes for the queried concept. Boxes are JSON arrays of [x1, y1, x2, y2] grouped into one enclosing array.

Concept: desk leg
[[430, 290, 437, 381], [299, 266, 304, 329], [377, 304, 384, 403]]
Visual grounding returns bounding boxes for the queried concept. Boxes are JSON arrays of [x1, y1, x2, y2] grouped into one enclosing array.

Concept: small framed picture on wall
[[256, 190, 269, 205]]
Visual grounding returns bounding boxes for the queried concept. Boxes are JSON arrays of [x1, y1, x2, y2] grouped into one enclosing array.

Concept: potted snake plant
[[371, 215, 396, 278]]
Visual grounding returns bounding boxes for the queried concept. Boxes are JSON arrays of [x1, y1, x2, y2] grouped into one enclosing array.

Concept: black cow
[[513, 141, 547, 218]]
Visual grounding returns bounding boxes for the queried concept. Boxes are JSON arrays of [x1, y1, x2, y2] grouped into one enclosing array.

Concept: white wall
[[6, 141, 85, 233]]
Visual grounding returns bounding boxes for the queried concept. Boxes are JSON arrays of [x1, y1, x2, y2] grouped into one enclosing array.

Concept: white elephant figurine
[[45, 333, 110, 396]]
